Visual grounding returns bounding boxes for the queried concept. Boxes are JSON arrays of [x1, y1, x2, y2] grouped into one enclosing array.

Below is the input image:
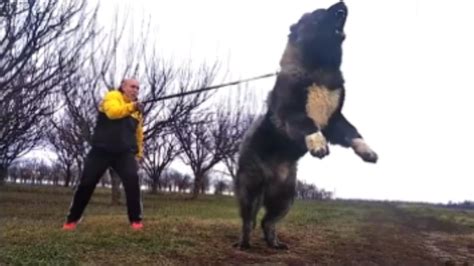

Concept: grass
[[1, 184, 474, 265]]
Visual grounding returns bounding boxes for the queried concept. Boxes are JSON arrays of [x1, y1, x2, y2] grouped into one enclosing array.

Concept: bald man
[[63, 79, 145, 231]]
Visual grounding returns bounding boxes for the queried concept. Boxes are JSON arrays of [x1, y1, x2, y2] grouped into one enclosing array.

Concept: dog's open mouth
[[331, 2, 347, 38]]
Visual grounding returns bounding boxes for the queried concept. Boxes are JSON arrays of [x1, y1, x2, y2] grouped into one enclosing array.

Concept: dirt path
[[390, 205, 474, 265], [217, 204, 474, 265]]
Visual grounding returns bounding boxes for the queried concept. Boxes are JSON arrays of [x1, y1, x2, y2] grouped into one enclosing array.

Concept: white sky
[[82, 0, 474, 204]]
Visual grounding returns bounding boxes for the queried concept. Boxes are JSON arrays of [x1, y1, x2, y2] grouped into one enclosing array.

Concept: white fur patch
[[351, 138, 372, 155], [306, 85, 341, 128], [305, 132, 327, 152]]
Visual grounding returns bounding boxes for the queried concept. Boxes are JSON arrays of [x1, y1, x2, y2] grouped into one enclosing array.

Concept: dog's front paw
[[306, 132, 329, 159], [351, 138, 378, 163]]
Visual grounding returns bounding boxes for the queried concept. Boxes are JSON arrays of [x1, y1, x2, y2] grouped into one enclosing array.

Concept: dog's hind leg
[[251, 195, 262, 230], [261, 161, 297, 250], [233, 165, 264, 250]]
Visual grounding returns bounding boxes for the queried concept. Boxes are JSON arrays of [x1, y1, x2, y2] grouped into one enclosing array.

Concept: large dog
[[234, 1, 378, 250]]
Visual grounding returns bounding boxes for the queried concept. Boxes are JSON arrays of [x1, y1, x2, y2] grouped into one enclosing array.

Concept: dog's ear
[[289, 13, 313, 43], [289, 23, 298, 42]]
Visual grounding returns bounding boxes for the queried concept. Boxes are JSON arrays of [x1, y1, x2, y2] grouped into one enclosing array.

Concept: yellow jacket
[[92, 90, 144, 159]]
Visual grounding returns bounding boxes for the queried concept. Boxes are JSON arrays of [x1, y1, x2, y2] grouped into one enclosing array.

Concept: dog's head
[[286, 1, 348, 69]]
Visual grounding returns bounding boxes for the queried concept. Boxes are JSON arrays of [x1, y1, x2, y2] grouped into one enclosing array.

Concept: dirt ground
[[2, 186, 474, 265], [201, 204, 474, 265]]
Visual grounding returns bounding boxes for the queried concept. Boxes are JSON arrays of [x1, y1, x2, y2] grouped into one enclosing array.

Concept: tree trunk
[[64, 165, 72, 187], [200, 181, 207, 195], [151, 178, 158, 194], [0, 165, 7, 186], [110, 169, 121, 205], [151, 180, 158, 194], [192, 174, 203, 199], [100, 176, 107, 187]]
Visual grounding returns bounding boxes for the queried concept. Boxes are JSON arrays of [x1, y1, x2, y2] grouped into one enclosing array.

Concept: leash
[[141, 71, 278, 104]]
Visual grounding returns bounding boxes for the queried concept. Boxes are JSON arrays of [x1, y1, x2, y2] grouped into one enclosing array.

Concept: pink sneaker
[[131, 222, 143, 230], [62, 222, 77, 231]]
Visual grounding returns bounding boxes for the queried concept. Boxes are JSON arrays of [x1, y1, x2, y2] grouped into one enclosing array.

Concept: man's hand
[[133, 101, 144, 113]]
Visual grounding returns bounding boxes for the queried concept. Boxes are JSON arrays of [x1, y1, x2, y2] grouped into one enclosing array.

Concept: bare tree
[[7, 162, 21, 184], [0, 0, 95, 185], [174, 83, 262, 198], [217, 86, 260, 180], [213, 177, 231, 195], [47, 116, 83, 187], [142, 133, 180, 193], [172, 172, 192, 193], [174, 109, 236, 198], [49, 162, 63, 186], [7, 157, 52, 185]]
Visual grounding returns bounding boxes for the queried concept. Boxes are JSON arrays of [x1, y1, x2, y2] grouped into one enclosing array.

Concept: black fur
[[234, 1, 378, 250]]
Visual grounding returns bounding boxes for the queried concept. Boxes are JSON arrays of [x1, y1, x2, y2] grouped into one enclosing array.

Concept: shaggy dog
[[234, 1, 378, 250]]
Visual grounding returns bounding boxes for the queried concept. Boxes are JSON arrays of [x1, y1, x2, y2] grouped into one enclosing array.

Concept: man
[[63, 78, 145, 231]]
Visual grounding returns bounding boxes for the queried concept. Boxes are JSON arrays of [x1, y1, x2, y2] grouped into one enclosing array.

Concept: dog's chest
[[305, 84, 341, 128]]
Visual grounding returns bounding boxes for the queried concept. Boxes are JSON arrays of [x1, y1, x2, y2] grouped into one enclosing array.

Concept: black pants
[[66, 148, 142, 223]]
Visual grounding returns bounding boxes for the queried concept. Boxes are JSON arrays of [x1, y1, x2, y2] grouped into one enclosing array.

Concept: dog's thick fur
[[234, 1, 378, 250]]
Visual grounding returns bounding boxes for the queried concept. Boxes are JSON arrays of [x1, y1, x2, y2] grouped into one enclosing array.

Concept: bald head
[[120, 78, 140, 101]]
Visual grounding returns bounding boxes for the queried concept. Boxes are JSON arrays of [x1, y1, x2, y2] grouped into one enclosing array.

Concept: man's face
[[121, 79, 140, 101]]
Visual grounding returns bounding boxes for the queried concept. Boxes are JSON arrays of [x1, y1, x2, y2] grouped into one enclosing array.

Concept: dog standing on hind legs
[[234, 1, 378, 250]]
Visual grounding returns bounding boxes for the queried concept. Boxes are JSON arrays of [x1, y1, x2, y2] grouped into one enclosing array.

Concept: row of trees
[[296, 180, 334, 200], [6, 158, 234, 195], [0, 0, 331, 201], [442, 201, 474, 210], [1, 0, 92, 185], [0, 0, 258, 198], [6, 158, 332, 200]]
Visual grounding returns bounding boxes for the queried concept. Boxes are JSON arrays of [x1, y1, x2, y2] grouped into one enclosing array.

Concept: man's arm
[[102, 91, 137, 119]]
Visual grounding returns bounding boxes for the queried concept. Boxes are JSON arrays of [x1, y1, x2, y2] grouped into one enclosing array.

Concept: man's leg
[[111, 153, 142, 223], [66, 148, 110, 223]]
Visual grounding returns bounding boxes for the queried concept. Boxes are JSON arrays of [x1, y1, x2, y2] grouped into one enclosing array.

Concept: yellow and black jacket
[[91, 90, 144, 159]]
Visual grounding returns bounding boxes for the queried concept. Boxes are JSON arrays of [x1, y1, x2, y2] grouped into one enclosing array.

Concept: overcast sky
[[89, 0, 474, 204]]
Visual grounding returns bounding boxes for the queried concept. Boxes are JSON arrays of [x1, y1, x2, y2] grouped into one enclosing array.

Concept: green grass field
[[1, 185, 474, 265]]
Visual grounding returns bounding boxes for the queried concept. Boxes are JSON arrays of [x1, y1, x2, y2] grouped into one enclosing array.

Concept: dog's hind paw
[[233, 241, 251, 250], [267, 241, 289, 250]]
